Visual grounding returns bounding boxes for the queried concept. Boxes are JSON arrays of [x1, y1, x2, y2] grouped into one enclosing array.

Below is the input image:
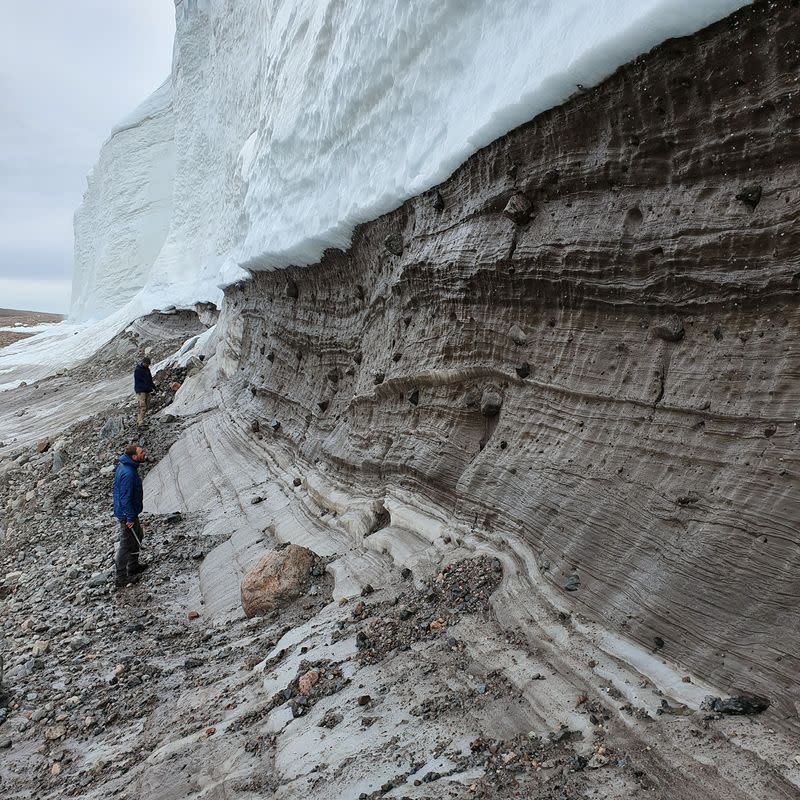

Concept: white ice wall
[[71, 80, 176, 321], [69, 0, 751, 321]]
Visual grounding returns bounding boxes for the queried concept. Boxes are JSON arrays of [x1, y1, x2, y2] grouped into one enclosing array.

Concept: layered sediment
[[192, 0, 800, 728], [3, 2, 800, 798]]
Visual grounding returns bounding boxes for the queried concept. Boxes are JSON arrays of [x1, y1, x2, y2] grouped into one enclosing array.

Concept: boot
[[129, 562, 150, 575], [114, 574, 140, 589]]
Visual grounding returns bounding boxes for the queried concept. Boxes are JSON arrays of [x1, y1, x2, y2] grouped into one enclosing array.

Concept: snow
[[71, 78, 178, 322], [15, 0, 751, 379]]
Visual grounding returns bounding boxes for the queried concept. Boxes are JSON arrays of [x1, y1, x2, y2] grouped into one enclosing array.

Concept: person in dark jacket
[[134, 357, 155, 426], [113, 444, 148, 588]]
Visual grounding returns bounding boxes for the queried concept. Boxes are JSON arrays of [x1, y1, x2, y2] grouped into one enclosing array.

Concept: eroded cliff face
[[208, 1, 800, 726]]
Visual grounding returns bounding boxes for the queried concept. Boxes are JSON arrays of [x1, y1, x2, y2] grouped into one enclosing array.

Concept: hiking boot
[[114, 574, 140, 589], [129, 563, 150, 575]]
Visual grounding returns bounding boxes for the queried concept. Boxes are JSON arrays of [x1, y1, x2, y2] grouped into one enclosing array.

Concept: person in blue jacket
[[113, 444, 148, 588], [134, 357, 156, 427]]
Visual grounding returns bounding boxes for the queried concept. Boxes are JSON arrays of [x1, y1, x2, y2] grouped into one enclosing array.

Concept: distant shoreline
[[0, 308, 64, 348]]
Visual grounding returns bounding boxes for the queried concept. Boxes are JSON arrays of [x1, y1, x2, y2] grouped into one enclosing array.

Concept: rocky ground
[[1, 362, 797, 799], [0, 310, 63, 349]]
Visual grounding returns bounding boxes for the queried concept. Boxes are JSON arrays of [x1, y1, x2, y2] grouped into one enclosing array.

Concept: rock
[[480, 388, 503, 418], [764, 423, 777, 438], [36, 439, 51, 453], [587, 753, 609, 769], [384, 233, 404, 256], [735, 184, 762, 209], [187, 610, 201, 620], [250, 420, 260, 433], [432, 191, 445, 211], [373, 372, 385, 385], [407, 388, 419, 405], [44, 724, 66, 741], [184, 657, 204, 669], [88, 571, 110, 588], [250, 496, 265, 505], [298, 669, 320, 695], [51, 450, 65, 473], [701, 694, 770, 715], [319, 709, 342, 728], [503, 192, 532, 224], [317, 400, 329, 412], [563, 574, 581, 592], [0, 736, 11, 749], [240, 544, 316, 617], [653, 315, 685, 342], [165, 512, 182, 524], [515, 362, 530, 379], [285, 279, 299, 299], [31, 639, 49, 657], [99, 417, 125, 439], [270, 419, 281, 432], [292, 477, 302, 487], [508, 324, 527, 346], [357, 694, 372, 706]]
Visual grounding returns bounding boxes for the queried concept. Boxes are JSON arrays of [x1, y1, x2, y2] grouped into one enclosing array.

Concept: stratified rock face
[[214, 1, 800, 725], [240, 544, 315, 617]]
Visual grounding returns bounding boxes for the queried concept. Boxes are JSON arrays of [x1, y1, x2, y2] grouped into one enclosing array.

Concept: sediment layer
[[205, 0, 800, 727]]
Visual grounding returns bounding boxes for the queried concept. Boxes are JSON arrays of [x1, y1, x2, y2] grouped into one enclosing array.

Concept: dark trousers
[[115, 518, 144, 578]]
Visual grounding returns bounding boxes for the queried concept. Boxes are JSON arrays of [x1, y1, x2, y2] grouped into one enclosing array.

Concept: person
[[134, 357, 155, 426], [112, 444, 149, 588]]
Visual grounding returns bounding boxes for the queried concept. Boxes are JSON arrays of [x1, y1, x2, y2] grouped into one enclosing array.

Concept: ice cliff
[[69, 0, 751, 321], [71, 80, 175, 321], [163, 0, 800, 733], [2, 3, 800, 795]]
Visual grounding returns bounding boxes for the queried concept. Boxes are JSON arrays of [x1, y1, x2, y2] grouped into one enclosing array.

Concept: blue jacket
[[113, 454, 143, 522], [134, 363, 155, 394]]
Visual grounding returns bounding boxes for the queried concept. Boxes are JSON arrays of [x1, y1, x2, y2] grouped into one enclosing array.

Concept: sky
[[0, 1, 175, 315]]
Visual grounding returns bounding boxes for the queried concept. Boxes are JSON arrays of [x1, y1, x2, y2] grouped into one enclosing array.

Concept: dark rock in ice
[[653, 315, 685, 342], [384, 233, 404, 256], [503, 192, 532, 224], [735, 184, 762, 209]]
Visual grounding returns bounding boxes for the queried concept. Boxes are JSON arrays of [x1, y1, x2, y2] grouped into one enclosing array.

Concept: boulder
[[99, 417, 125, 439], [240, 544, 315, 617], [503, 192, 532, 224], [384, 233, 404, 256], [480, 388, 503, 418]]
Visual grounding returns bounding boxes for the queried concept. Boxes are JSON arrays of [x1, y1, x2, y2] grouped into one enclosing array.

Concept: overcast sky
[[0, 1, 175, 314]]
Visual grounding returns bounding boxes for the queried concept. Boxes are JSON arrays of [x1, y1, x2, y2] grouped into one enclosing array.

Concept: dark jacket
[[113, 454, 143, 522], [134, 363, 155, 394]]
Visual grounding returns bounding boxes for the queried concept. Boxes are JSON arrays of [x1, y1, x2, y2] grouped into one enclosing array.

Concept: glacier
[[66, 0, 750, 325]]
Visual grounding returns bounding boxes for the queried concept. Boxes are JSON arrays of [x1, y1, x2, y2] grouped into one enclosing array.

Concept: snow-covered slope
[[71, 0, 747, 319]]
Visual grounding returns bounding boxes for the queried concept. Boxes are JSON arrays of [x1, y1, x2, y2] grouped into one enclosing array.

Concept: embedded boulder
[[240, 544, 316, 617]]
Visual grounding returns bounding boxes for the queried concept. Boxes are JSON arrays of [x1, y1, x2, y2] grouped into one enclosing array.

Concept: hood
[[118, 454, 140, 469]]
